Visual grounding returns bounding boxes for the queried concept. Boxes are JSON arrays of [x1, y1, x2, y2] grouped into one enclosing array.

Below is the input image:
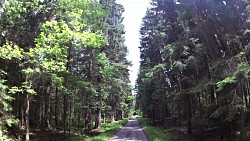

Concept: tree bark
[[25, 93, 30, 141], [95, 92, 101, 129], [240, 110, 246, 141], [44, 83, 51, 128], [77, 108, 81, 131], [85, 107, 92, 134], [55, 87, 58, 127], [240, 84, 246, 141], [69, 98, 72, 136], [63, 94, 67, 135], [187, 94, 192, 134]]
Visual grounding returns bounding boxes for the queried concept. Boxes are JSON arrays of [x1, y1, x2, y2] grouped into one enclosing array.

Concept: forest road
[[109, 117, 148, 141]]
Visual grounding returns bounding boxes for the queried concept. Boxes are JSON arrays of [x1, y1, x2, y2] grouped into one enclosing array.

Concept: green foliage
[[0, 131, 11, 141], [0, 0, 131, 140], [210, 110, 220, 119], [173, 61, 186, 72], [137, 117, 172, 141], [0, 74, 18, 140], [216, 76, 237, 91], [225, 114, 236, 122], [86, 118, 129, 141], [0, 42, 23, 60], [0, 42, 22, 140], [137, 0, 250, 140], [216, 62, 250, 91], [97, 53, 114, 77], [234, 62, 250, 81]]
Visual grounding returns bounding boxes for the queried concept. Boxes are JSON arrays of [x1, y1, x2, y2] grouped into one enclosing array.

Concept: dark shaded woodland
[[2, 0, 250, 141], [136, 0, 250, 140]]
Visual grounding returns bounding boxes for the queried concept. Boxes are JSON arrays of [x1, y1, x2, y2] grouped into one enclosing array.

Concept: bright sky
[[116, 0, 150, 88]]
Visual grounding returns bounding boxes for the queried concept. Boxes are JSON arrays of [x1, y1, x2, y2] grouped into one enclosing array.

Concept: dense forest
[[2, 0, 250, 140], [136, 0, 250, 140], [0, 0, 133, 140]]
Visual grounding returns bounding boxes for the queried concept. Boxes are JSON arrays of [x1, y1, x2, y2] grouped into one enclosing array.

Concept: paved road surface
[[109, 117, 148, 141]]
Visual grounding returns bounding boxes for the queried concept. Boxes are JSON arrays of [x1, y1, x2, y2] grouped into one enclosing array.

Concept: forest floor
[[167, 126, 192, 141], [169, 126, 250, 141], [13, 118, 249, 141], [137, 117, 244, 141], [17, 128, 87, 141], [15, 118, 128, 141]]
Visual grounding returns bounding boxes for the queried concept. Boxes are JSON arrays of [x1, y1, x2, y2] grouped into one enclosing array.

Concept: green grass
[[86, 118, 128, 141], [137, 117, 172, 141]]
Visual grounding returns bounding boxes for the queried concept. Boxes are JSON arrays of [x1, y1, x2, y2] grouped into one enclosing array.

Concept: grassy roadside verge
[[86, 118, 129, 141], [137, 117, 172, 141]]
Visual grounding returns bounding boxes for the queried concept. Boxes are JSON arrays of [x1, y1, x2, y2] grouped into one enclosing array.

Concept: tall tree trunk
[[187, 94, 192, 134], [77, 108, 81, 131], [40, 95, 44, 127], [69, 98, 72, 136], [111, 105, 117, 122], [63, 40, 72, 135], [25, 93, 30, 141], [63, 94, 67, 135], [45, 83, 51, 128], [240, 110, 246, 141], [21, 98, 25, 127], [85, 107, 92, 134], [95, 91, 101, 129], [240, 84, 246, 141], [55, 87, 58, 127]]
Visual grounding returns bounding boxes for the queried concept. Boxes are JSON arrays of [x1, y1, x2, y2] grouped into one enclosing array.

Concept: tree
[[0, 0, 132, 140], [137, 0, 250, 140]]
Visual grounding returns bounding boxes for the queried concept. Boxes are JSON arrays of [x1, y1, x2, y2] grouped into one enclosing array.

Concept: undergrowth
[[86, 118, 128, 141], [137, 117, 182, 141]]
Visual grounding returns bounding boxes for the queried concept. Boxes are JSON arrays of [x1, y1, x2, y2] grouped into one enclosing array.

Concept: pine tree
[[137, 0, 250, 140]]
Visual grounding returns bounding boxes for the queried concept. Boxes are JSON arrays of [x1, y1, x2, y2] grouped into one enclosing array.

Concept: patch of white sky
[[116, 0, 150, 89]]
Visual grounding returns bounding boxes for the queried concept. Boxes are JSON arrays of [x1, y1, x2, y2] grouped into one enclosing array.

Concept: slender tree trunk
[[111, 105, 117, 122], [78, 108, 80, 131], [95, 91, 101, 129], [63, 40, 72, 135], [69, 98, 72, 136], [79, 89, 85, 131], [187, 94, 192, 134], [95, 107, 101, 129], [40, 94, 44, 127], [55, 87, 58, 127], [240, 84, 246, 141], [85, 107, 92, 133], [21, 100, 25, 127], [45, 84, 51, 128], [103, 113, 106, 124], [153, 105, 156, 125], [114, 106, 117, 121], [25, 93, 30, 141], [120, 110, 123, 120], [240, 110, 246, 141], [63, 94, 67, 135]]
